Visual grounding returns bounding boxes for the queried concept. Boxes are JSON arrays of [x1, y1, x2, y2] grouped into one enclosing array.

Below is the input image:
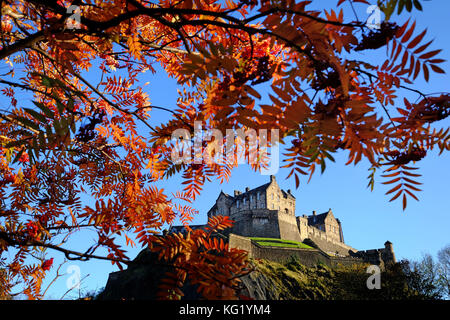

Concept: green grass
[[250, 237, 313, 249]]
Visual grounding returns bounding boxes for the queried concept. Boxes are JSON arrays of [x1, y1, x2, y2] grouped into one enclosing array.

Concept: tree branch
[[0, 230, 131, 265]]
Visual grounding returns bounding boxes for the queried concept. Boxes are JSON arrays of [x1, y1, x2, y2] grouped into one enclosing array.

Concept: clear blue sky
[[37, 0, 450, 299]]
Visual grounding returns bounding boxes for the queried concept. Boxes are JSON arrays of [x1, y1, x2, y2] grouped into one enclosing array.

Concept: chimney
[[287, 189, 291, 194], [270, 175, 275, 182], [245, 187, 250, 192], [234, 190, 241, 196], [313, 210, 316, 216]]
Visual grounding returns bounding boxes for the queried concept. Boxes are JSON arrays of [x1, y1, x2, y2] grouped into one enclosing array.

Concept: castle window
[[236, 200, 239, 208], [271, 194, 274, 200], [243, 198, 246, 205]]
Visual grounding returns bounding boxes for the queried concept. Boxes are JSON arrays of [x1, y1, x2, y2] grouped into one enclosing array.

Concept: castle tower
[[336, 219, 344, 243], [296, 215, 309, 240], [383, 240, 396, 264]]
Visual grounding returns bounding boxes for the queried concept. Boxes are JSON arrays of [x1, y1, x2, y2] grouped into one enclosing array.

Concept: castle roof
[[232, 176, 295, 200], [307, 211, 329, 225], [168, 224, 206, 234], [249, 182, 272, 194], [219, 190, 233, 198], [231, 182, 271, 200], [281, 189, 296, 199]]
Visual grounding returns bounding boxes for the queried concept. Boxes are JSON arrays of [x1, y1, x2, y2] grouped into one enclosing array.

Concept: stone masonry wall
[[277, 211, 303, 242], [265, 177, 295, 215], [231, 209, 281, 239], [229, 234, 365, 268], [307, 233, 356, 256], [228, 233, 253, 255]]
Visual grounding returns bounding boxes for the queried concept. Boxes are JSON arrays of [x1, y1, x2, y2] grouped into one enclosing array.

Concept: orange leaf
[[386, 183, 402, 195], [389, 189, 403, 202]]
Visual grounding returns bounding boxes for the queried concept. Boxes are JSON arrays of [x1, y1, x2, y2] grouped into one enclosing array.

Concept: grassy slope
[[249, 237, 313, 249]]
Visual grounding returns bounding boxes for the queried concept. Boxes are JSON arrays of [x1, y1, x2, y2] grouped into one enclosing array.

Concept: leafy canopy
[[0, 0, 448, 299]]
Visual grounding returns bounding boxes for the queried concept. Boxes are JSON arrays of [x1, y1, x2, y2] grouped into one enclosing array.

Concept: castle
[[169, 175, 396, 267], [206, 175, 351, 255]]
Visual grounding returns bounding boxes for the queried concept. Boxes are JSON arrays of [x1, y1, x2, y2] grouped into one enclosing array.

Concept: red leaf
[[41, 258, 54, 271], [419, 49, 442, 60], [395, 19, 410, 39], [407, 28, 427, 49], [423, 64, 430, 82], [430, 64, 445, 74], [401, 21, 416, 43], [402, 193, 407, 210]]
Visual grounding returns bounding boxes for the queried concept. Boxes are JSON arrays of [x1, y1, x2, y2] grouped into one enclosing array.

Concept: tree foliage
[[0, 0, 448, 299]]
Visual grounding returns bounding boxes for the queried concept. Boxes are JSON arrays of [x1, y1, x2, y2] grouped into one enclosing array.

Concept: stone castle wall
[[277, 211, 303, 242], [228, 205, 352, 250], [230, 208, 345, 244], [349, 242, 396, 269], [231, 209, 281, 239], [305, 226, 356, 256], [229, 234, 367, 268]]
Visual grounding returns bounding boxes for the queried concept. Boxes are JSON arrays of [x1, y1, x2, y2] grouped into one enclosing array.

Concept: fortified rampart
[[348, 241, 396, 270], [306, 227, 356, 256], [228, 234, 375, 268], [231, 209, 303, 242]]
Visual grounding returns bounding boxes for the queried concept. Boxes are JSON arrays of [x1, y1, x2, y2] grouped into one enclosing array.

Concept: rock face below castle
[[206, 175, 354, 256]]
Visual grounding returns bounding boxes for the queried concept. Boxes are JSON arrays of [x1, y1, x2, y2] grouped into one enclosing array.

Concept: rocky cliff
[[97, 249, 421, 300]]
